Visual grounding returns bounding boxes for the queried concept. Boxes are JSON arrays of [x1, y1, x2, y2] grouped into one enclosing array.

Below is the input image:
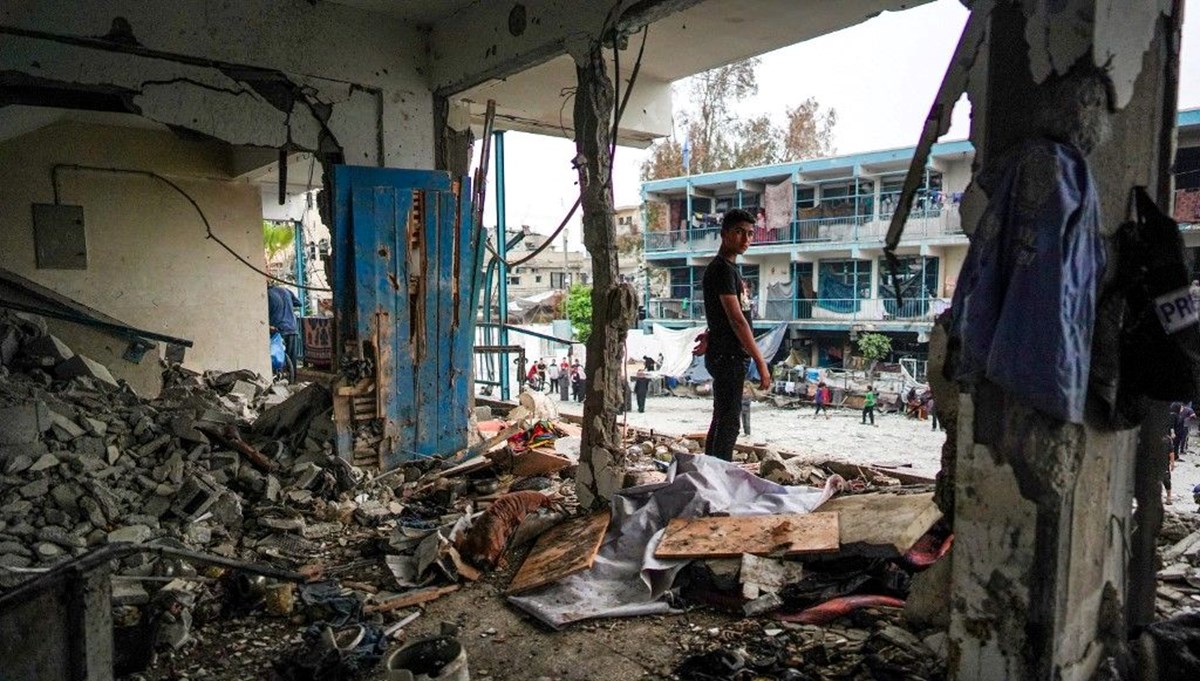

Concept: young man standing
[[695, 209, 772, 461]]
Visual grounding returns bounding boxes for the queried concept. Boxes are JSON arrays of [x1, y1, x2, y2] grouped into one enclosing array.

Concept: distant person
[[1165, 430, 1177, 505], [547, 360, 561, 393], [643, 355, 658, 372], [633, 371, 651, 413], [928, 396, 939, 431], [694, 209, 772, 461], [1171, 402, 1196, 460], [571, 362, 585, 402], [267, 284, 302, 364], [813, 381, 830, 420], [862, 385, 877, 426], [657, 353, 665, 370]]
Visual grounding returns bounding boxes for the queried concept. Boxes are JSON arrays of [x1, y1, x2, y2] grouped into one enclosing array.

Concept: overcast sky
[[481, 0, 1200, 252]]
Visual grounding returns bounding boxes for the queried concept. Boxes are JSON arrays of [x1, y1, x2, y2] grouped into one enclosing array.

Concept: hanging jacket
[[951, 138, 1105, 424]]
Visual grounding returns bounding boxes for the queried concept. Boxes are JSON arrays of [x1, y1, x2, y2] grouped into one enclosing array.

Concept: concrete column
[[572, 42, 636, 510], [948, 3, 1176, 680]]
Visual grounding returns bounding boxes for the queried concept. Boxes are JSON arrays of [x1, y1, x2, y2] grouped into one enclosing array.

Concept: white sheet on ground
[[507, 453, 835, 628]]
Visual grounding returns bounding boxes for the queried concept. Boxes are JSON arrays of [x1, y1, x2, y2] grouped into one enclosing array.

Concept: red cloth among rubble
[[776, 595, 907, 625], [456, 491, 554, 569], [902, 530, 954, 570]]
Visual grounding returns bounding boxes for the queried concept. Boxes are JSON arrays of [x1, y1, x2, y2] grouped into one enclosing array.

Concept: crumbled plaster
[[1022, 0, 1172, 109]]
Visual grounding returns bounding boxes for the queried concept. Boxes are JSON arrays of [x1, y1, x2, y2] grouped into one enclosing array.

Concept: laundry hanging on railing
[[817, 274, 862, 314]]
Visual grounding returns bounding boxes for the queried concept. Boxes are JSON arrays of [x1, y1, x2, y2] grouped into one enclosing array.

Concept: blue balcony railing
[[647, 296, 949, 324], [645, 206, 964, 253]]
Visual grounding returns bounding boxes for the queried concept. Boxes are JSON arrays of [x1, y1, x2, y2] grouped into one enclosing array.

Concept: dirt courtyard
[[557, 393, 1200, 507]]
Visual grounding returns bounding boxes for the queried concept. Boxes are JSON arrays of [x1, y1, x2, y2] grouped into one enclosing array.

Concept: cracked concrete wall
[[1023, 0, 1173, 109], [1, 0, 432, 168], [0, 121, 270, 381]]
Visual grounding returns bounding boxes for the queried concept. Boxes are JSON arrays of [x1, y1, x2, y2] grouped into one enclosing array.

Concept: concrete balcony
[[645, 206, 965, 258]]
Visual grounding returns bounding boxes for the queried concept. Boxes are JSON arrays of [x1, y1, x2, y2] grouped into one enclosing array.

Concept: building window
[[818, 259, 871, 300], [551, 271, 570, 288], [795, 187, 817, 209], [535, 275, 543, 284], [509, 276, 521, 286], [877, 256, 939, 300], [877, 256, 940, 318]]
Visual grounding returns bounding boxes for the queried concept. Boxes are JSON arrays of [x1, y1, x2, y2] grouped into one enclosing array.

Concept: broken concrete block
[[29, 453, 60, 472], [22, 334, 74, 367], [35, 542, 65, 560], [3, 450, 35, 474], [54, 354, 118, 388], [172, 475, 222, 521], [229, 380, 258, 401], [107, 524, 153, 544], [46, 410, 85, 440], [112, 581, 150, 606], [0, 402, 50, 445], [38, 526, 84, 549], [19, 478, 49, 499], [82, 417, 107, 437]]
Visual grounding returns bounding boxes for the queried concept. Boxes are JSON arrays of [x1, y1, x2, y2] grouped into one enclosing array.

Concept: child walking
[[862, 385, 877, 426]]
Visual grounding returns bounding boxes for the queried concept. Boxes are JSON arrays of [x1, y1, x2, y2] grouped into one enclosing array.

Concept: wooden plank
[[511, 448, 572, 477], [414, 186, 440, 456], [389, 189, 416, 461], [815, 492, 942, 557], [507, 510, 611, 595], [365, 584, 460, 614], [653, 513, 840, 559], [436, 190, 458, 453]]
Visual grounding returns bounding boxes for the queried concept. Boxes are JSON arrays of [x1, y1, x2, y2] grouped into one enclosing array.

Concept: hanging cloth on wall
[[1090, 187, 1200, 428], [950, 138, 1105, 424]]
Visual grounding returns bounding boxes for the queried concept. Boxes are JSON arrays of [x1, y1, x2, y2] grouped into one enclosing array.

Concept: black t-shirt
[[702, 255, 750, 357]]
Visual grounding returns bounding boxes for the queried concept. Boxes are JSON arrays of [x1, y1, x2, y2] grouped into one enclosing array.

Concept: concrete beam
[[429, 0, 702, 97]]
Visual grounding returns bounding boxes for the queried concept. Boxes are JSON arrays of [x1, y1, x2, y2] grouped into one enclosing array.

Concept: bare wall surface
[[0, 122, 270, 378]]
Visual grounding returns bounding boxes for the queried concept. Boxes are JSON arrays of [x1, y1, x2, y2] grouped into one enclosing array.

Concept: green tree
[[856, 333, 892, 378], [564, 283, 593, 343], [641, 59, 837, 181], [263, 221, 294, 260]]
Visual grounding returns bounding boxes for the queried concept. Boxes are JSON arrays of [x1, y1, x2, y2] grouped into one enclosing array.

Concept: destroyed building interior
[[1, 1, 1199, 680]]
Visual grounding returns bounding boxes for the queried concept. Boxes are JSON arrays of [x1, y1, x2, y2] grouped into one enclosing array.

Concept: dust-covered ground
[[556, 392, 1200, 508]]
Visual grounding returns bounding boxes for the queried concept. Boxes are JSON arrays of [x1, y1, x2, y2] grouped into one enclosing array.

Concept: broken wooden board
[[507, 510, 611, 595], [654, 513, 839, 559], [511, 448, 572, 477], [365, 584, 460, 614], [816, 491, 942, 557]]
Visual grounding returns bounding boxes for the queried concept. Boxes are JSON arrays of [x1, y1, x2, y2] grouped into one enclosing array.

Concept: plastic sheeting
[[507, 454, 835, 629], [682, 322, 790, 383], [647, 324, 707, 378]]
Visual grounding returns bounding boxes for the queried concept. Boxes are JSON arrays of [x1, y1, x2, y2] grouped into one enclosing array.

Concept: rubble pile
[[0, 311, 961, 680], [0, 311, 354, 586], [1157, 517, 1200, 620], [674, 611, 947, 681]]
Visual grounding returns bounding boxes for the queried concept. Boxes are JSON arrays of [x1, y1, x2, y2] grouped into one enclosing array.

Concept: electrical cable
[[485, 21, 648, 271], [51, 164, 331, 292]]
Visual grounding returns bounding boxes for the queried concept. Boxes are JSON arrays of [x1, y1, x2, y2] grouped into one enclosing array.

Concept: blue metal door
[[332, 167, 481, 467]]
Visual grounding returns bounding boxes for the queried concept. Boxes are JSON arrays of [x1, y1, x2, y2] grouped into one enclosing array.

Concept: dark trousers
[[705, 354, 747, 461], [930, 407, 939, 430], [814, 403, 826, 417], [283, 333, 301, 366], [634, 384, 648, 412], [741, 397, 751, 435], [1174, 430, 1189, 457], [862, 406, 875, 425]]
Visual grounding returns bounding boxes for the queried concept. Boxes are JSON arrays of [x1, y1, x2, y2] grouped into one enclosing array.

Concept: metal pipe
[[293, 220, 307, 317], [494, 130, 510, 400]]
